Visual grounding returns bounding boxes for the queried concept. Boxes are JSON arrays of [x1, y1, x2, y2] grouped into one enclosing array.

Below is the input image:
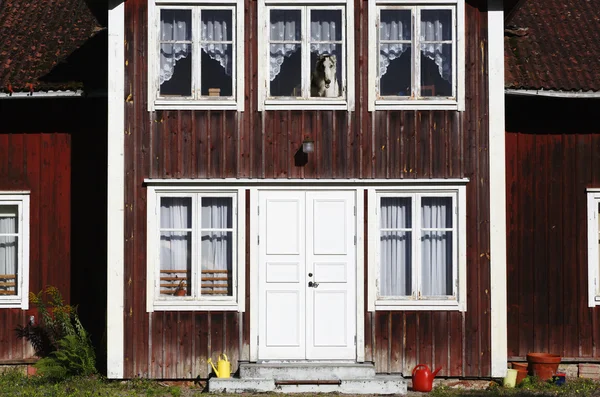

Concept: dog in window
[[311, 54, 339, 98]]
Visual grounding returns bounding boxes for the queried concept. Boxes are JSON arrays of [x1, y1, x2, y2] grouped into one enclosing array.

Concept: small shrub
[[15, 286, 97, 380]]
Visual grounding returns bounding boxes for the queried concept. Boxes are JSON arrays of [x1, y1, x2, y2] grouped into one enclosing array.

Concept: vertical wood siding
[[0, 131, 71, 362], [506, 96, 600, 361], [124, 0, 491, 378], [0, 98, 107, 369]]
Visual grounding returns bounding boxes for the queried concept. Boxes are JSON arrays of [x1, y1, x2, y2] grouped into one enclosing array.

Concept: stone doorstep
[[208, 376, 407, 394], [239, 362, 376, 380]]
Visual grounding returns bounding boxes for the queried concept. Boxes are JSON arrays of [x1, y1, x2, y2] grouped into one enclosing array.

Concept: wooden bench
[[159, 269, 230, 296], [0, 274, 16, 295]]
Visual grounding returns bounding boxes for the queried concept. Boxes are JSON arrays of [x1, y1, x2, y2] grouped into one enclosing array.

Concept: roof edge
[[506, 88, 600, 98]]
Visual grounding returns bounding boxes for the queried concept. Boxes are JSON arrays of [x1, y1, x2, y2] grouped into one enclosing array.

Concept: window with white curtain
[[147, 188, 245, 311], [587, 189, 600, 307], [369, 187, 466, 311], [148, 1, 244, 110], [368, 0, 464, 110], [0, 193, 30, 309], [258, 0, 355, 110]]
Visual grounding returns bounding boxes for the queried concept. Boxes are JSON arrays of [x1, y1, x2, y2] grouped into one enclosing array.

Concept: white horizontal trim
[[264, 100, 349, 111], [153, 101, 239, 110], [0, 90, 84, 98], [145, 178, 469, 186], [588, 188, 600, 193], [376, 0, 459, 3], [0, 191, 31, 196], [374, 103, 459, 110], [375, 304, 461, 311], [153, 302, 240, 311], [506, 89, 600, 98], [264, 0, 349, 3]]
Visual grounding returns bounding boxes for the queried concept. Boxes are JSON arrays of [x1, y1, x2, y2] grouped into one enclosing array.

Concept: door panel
[[306, 191, 356, 359], [258, 190, 355, 361], [259, 191, 306, 359]]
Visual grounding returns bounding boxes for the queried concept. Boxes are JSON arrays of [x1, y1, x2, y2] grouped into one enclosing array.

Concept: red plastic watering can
[[412, 364, 442, 392]]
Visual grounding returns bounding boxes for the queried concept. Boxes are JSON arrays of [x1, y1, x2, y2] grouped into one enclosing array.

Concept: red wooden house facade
[[0, 0, 107, 371], [107, 0, 510, 380], [505, 0, 600, 366]]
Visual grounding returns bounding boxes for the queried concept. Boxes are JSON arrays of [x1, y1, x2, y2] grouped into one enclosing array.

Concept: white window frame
[[367, 185, 466, 311], [258, 0, 355, 111], [146, 185, 246, 311], [368, 0, 465, 111], [587, 189, 600, 307], [0, 192, 30, 310], [147, 0, 245, 111]]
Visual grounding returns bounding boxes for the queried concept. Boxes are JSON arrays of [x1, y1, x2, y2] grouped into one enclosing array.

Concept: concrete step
[[239, 362, 376, 380], [209, 375, 407, 394]]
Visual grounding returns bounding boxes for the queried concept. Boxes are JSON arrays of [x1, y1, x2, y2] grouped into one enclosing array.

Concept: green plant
[[15, 286, 97, 380]]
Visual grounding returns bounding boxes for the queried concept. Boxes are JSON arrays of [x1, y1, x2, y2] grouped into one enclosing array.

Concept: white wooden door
[[258, 190, 356, 360]]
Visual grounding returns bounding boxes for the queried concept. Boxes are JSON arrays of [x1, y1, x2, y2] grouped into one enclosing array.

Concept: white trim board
[[144, 178, 469, 186], [488, 0, 508, 378], [587, 189, 600, 307], [506, 89, 600, 98], [107, 0, 125, 380]]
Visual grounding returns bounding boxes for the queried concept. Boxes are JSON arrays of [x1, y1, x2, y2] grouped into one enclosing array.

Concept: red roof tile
[[0, 0, 102, 93], [504, 0, 600, 92]]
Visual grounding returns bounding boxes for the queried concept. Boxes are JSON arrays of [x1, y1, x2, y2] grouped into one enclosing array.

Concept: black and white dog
[[310, 54, 339, 97]]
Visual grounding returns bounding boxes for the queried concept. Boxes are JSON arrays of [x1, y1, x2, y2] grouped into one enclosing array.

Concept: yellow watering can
[[207, 354, 231, 378]]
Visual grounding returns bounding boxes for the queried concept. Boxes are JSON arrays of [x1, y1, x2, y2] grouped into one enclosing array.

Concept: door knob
[[308, 273, 313, 277]]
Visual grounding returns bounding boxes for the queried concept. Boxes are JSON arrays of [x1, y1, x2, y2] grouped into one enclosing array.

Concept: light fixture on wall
[[302, 139, 315, 154]]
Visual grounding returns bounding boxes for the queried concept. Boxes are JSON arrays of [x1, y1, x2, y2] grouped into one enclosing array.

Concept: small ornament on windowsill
[[174, 280, 187, 296], [208, 88, 221, 97]]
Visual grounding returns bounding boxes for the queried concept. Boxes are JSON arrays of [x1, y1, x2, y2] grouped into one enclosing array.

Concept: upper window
[[148, 1, 244, 110], [368, 0, 464, 111], [0, 193, 30, 309], [147, 187, 245, 311], [587, 189, 600, 307], [258, 0, 355, 110], [368, 186, 466, 311]]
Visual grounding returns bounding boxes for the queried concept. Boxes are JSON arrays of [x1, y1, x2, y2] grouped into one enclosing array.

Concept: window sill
[[0, 299, 27, 309], [374, 299, 465, 312], [263, 99, 348, 111], [373, 99, 459, 111], [151, 299, 241, 312], [151, 100, 241, 111]]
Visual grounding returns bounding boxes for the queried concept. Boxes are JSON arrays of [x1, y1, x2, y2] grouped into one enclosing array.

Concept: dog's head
[[315, 55, 337, 88]]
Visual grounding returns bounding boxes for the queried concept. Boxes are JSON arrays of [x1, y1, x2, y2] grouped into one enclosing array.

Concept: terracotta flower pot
[[526, 353, 561, 381], [511, 362, 528, 385]]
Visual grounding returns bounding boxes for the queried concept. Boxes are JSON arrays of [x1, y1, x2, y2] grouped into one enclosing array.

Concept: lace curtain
[[160, 10, 232, 85], [0, 208, 17, 294], [270, 11, 340, 81], [420, 197, 453, 296], [200, 198, 232, 275], [380, 197, 452, 297], [160, 198, 192, 281], [380, 10, 452, 82]]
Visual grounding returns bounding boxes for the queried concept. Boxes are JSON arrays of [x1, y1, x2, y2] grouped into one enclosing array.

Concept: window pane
[[379, 9, 411, 97], [201, 232, 233, 296], [420, 10, 453, 97], [310, 46, 342, 98], [160, 44, 192, 96], [160, 10, 192, 96], [0, 207, 18, 296], [201, 10, 233, 97], [201, 197, 232, 229], [380, 198, 412, 296], [421, 197, 453, 296], [159, 198, 192, 296], [269, 9, 301, 96], [160, 198, 192, 229], [201, 44, 233, 97]]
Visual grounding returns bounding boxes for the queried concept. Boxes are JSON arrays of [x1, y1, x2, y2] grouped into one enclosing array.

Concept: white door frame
[[250, 186, 365, 362]]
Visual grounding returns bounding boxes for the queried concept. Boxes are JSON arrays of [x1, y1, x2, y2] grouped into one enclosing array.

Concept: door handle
[[308, 281, 319, 288]]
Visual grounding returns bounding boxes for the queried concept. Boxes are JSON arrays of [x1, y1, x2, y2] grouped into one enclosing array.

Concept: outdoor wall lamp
[[302, 139, 315, 154]]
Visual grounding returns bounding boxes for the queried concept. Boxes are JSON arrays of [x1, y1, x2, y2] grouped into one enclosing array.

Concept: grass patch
[[0, 369, 194, 397], [431, 376, 600, 397]]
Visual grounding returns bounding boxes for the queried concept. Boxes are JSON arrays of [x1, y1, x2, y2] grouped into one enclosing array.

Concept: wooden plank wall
[[506, 96, 600, 361], [123, 0, 491, 378], [0, 130, 71, 362], [0, 97, 107, 368]]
